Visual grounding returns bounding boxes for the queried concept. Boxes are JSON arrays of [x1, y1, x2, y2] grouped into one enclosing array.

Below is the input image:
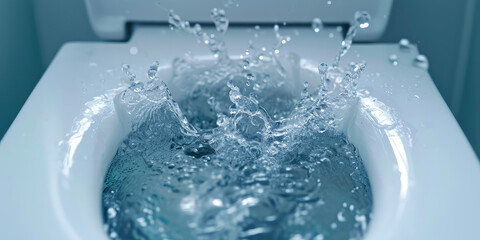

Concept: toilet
[[1, 0, 480, 239]]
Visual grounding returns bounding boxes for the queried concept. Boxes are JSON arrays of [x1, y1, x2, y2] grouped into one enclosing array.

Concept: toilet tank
[[85, 0, 392, 41]]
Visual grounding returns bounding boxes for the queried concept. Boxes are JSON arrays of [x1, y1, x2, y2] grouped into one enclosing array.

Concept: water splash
[[168, 10, 229, 60], [211, 8, 229, 33], [333, 11, 371, 67], [102, 10, 378, 240], [121, 64, 136, 82]]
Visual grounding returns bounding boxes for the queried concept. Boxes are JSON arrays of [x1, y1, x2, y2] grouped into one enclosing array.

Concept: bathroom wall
[[458, 1, 480, 158], [0, 0, 43, 140], [32, 0, 98, 67], [0, 0, 479, 157]]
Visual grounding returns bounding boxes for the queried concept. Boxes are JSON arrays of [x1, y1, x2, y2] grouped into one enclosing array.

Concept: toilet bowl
[[1, 0, 480, 239]]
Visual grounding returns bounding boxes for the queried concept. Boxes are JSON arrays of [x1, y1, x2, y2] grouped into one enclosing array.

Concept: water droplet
[[414, 54, 429, 70], [147, 61, 159, 80], [273, 24, 279, 32], [354, 11, 371, 29], [130, 46, 138, 55], [211, 8, 229, 33], [168, 10, 183, 31], [389, 54, 398, 66], [399, 38, 410, 50], [246, 73, 256, 81], [312, 18, 323, 32], [122, 64, 136, 81], [318, 63, 328, 75], [337, 210, 346, 222], [243, 59, 250, 69], [192, 24, 202, 35], [331, 222, 337, 229]]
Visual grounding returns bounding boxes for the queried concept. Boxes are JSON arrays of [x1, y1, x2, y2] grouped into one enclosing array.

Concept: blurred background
[[1, 0, 479, 157]]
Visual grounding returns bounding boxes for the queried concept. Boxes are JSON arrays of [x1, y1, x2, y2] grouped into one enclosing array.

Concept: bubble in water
[[246, 72, 256, 81], [354, 11, 371, 29], [207, 96, 215, 105], [389, 54, 398, 66], [211, 8, 229, 33], [414, 54, 429, 70], [216, 113, 227, 126], [399, 38, 410, 50], [312, 18, 323, 32]]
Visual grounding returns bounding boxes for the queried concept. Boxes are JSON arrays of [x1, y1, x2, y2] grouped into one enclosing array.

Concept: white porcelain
[[1, 25, 479, 240], [85, 0, 392, 41]]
